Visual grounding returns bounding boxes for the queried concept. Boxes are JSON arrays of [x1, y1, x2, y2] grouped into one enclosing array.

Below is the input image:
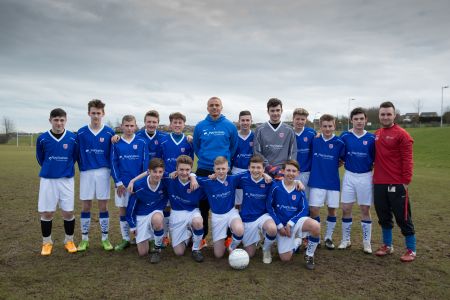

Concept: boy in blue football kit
[[308, 114, 346, 250], [267, 160, 321, 270], [239, 155, 277, 264], [77, 99, 116, 252], [167, 155, 205, 262], [127, 158, 168, 263], [111, 115, 149, 251], [231, 110, 254, 207], [136, 110, 167, 162], [36, 108, 79, 255], [338, 108, 375, 254], [292, 108, 316, 199]]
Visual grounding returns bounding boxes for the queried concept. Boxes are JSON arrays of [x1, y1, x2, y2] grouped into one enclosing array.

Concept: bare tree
[[414, 99, 423, 115], [0, 116, 15, 144]]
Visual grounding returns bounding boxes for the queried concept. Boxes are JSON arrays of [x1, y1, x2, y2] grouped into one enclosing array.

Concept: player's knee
[[61, 210, 74, 219], [245, 246, 256, 258], [279, 252, 292, 262], [192, 218, 203, 230], [40, 212, 54, 220]]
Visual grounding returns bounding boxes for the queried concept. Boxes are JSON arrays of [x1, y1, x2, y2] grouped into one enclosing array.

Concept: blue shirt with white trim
[[308, 134, 346, 191], [166, 178, 206, 211], [160, 133, 194, 173], [267, 180, 309, 228], [295, 127, 316, 172], [340, 130, 375, 173], [126, 176, 168, 229], [77, 124, 115, 171], [36, 130, 79, 178], [110, 135, 149, 187], [136, 129, 167, 162], [197, 175, 241, 215], [237, 172, 273, 222], [231, 132, 254, 169]]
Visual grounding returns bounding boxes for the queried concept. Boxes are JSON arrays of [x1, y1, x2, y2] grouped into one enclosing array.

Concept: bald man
[[193, 97, 239, 246]]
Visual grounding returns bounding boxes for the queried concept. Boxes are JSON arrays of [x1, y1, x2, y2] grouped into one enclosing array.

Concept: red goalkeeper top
[[373, 124, 414, 185]]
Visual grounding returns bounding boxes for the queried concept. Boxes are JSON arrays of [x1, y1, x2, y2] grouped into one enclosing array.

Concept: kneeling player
[[268, 160, 321, 270], [167, 155, 205, 262], [36, 108, 79, 255], [127, 158, 167, 263], [239, 155, 277, 264], [196, 157, 245, 258]]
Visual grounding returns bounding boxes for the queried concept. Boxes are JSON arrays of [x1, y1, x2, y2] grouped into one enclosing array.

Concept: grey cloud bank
[[1, 0, 449, 132]]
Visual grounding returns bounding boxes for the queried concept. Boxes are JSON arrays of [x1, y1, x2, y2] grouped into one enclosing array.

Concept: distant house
[[420, 112, 438, 117], [402, 113, 419, 123]]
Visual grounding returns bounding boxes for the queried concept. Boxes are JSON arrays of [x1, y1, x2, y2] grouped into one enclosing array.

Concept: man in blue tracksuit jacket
[[193, 97, 238, 244]]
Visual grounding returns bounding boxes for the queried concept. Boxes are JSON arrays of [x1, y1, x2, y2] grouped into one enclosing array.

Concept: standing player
[[36, 108, 79, 255], [292, 108, 316, 198], [338, 108, 375, 254], [239, 155, 277, 264], [267, 160, 321, 270], [373, 101, 416, 262], [77, 99, 115, 252], [308, 114, 345, 250], [126, 158, 168, 263], [254, 98, 297, 179], [166, 155, 205, 262], [110, 115, 149, 251], [231, 110, 254, 208], [193, 97, 239, 248]]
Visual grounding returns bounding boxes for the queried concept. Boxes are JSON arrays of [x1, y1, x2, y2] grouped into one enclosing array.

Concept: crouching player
[[126, 158, 168, 263], [239, 155, 277, 264], [111, 115, 149, 251], [36, 108, 79, 255], [268, 160, 321, 270], [196, 156, 245, 258], [166, 155, 205, 262]]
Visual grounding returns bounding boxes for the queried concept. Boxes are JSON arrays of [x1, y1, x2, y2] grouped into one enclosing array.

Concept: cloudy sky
[[1, 0, 450, 132]]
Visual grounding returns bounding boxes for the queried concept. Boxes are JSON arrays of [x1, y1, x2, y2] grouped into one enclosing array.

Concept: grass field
[[1, 127, 449, 299]]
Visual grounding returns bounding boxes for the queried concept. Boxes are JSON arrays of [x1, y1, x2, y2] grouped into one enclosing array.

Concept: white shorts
[[211, 208, 241, 243], [169, 209, 202, 247], [80, 168, 111, 200], [136, 210, 163, 244], [243, 213, 273, 247], [232, 167, 247, 205], [38, 177, 74, 212], [309, 188, 340, 208], [296, 172, 311, 199], [277, 217, 309, 254], [341, 171, 373, 206], [114, 188, 130, 208]]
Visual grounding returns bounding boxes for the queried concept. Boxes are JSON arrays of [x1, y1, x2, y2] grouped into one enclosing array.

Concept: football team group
[[36, 96, 416, 270]]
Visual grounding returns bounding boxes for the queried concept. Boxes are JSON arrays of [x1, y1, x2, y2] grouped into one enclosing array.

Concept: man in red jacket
[[373, 101, 416, 262]]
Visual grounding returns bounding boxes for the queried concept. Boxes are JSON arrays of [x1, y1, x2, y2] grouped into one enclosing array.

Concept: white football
[[228, 249, 250, 270]]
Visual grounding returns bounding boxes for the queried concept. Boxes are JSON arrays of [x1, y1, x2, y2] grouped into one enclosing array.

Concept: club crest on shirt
[[303, 137, 308, 142], [375, 135, 379, 140], [224, 181, 228, 186], [181, 148, 185, 152], [292, 195, 297, 200], [329, 144, 334, 149], [279, 132, 285, 138], [250, 142, 254, 146], [363, 140, 368, 145], [63, 144, 68, 149], [187, 189, 191, 194], [99, 137, 104, 143], [133, 144, 138, 150], [260, 184, 265, 188], [155, 140, 159, 145]]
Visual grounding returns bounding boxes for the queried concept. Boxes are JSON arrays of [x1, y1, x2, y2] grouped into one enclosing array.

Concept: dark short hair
[[319, 114, 335, 124], [239, 110, 252, 118], [169, 112, 186, 123], [350, 107, 367, 119], [176, 155, 193, 168], [380, 101, 395, 111], [122, 115, 136, 124], [88, 99, 105, 112], [267, 98, 282, 110], [144, 110, 160, 122], [283, 159, 300, 171], [148, 158, 164, 171], [249, 154, 264, 165], [50, 108, 66, 119]]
